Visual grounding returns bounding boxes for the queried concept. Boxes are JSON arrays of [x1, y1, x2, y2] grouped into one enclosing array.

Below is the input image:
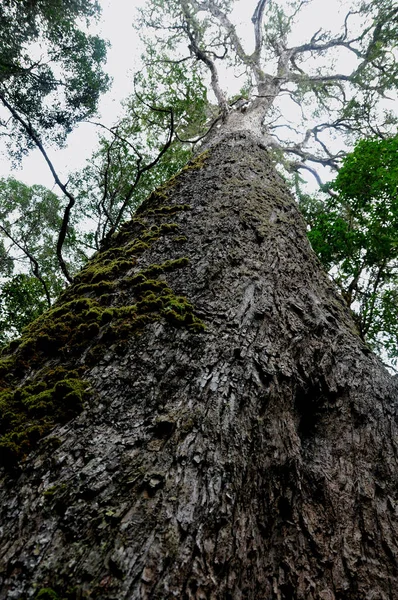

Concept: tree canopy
[[300, 135, 398, 364], [0, 0, 109, 158], [137, 0, 398, 178]]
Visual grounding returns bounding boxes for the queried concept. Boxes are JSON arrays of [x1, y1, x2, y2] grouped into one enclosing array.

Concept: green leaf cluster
[[301, 136, 398, 363], [0, 178, 84, 343], [0, 274, 49, 346], [0, 0, 109, 157]]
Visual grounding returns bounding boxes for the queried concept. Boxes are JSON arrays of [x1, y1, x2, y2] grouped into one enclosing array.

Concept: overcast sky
[[0, 0, 367, 191]]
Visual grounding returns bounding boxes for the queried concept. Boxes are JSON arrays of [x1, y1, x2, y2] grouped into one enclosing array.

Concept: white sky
[[0, 0, 144, 189], [0, 0, 376, 191]]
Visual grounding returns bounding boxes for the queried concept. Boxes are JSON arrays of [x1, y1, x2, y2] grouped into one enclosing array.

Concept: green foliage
[[0, 275, 49, 345], [300, 136, 398, 363], [0, 178, 85, 343], [0, 178, 73, 274], [0, 0, 109, 157], [70, 55, 208, 247]]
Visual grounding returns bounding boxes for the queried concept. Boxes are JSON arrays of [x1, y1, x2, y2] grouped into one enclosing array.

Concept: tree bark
[[1, 132, 398, 600]]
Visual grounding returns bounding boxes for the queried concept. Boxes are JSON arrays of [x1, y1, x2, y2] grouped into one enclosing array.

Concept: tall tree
[[0, 1, 398, 598]]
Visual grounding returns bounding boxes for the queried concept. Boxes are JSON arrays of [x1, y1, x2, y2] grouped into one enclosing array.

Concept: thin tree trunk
[[0, 132, 397, 600]]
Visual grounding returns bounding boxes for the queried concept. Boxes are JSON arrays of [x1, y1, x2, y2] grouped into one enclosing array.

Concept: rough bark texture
[[1, 132, 398, 600]]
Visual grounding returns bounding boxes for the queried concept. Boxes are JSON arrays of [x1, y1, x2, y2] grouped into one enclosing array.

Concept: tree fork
[[0, 132, 397, 599]]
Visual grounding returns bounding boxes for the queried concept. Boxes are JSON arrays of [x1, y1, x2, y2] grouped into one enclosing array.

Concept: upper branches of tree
[[138, 0, 398, 181], [0, 0, 109, 158]]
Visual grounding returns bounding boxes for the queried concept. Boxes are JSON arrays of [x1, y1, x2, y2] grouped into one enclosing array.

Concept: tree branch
[[287, 161, 326, 189], [0, 90, 74, 282], [109, 106, 176, 235], [251, 0, 268, 61], [190, 0, 265, 86], [282, 145, 340, 170], [0, 223, 52, 307], [180, 1, 229, 118]]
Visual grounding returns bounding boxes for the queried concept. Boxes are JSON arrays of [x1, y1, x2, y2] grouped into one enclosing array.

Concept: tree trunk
[[1, 132, 397, 600]]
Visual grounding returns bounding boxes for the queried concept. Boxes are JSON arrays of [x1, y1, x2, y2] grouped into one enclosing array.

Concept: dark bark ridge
[[0, 132, 398, 599]]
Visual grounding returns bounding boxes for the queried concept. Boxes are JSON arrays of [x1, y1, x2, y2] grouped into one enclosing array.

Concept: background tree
[[300, 135, 398, 366], [0, 0, 109, 284], [0, 178, 84, 343], [0, 274, 49, 346], [0, 0, 109, 158]]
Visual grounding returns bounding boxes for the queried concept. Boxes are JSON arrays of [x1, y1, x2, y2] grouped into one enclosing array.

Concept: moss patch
[[0, 367, 89, 467], [35, 589, 62, 600], [0, 161, 208, 469]]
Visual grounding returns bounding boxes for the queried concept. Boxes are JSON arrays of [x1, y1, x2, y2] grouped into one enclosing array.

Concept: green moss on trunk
[[0, 156, 209, 469]]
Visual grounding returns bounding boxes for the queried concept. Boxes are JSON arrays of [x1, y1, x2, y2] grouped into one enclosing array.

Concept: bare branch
[[288, 161, 325, 188], [175, 113, 222, 145], [190, 0, 266, 86], [282, 144, 340, 170], [251, 0, 268, 61], [291, 37, 364, 60], [99, 135, 118, 236], [109, 106, 176, 235], [87, 121, 142, 154], [0, 90, 74, 282]]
